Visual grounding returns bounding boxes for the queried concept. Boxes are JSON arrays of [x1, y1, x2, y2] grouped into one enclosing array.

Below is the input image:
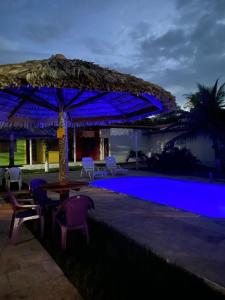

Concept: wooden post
[[58, 111, 68, 183], [9, 133, 15, 166], [29, 139, 33, 165], [44, 141, 49, 172]]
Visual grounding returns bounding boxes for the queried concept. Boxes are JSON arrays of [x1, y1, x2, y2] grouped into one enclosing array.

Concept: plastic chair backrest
[[106, 156, 117, 168], [8, 167, 21, 180], [30, 178, 48, 206], [82, 157, 94, 170], [30, 178, 47, 192], [65, 196, 90, 227]]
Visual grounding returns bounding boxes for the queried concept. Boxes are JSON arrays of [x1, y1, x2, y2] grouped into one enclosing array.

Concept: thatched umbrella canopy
[[0, 54, 176, 182], [0, 127, 56, 139]]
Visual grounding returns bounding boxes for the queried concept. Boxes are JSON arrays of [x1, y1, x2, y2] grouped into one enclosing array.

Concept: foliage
[[147, 147, 199, 172], [126, 150, 148, 162], [125, 109, 184, 127], [164, 80, 225, 172]]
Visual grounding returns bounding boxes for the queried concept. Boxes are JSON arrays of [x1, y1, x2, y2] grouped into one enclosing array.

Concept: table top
[[41, 180, 88, 192]]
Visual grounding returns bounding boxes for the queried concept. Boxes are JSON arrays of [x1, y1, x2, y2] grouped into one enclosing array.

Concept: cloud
[[0, 48, 49, 64], [120, 0, 225, 105], [24, 23, 66, 43], [0, 0, 224, 107], [81, 37, 117, 56]]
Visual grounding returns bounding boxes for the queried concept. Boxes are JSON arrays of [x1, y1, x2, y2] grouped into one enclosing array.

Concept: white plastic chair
[[5, 167, 22, 190], [105, 156, 128, 175], [80, 157, 107, 180]]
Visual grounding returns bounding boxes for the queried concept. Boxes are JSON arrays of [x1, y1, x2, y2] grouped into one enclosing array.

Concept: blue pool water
[[91, 176, 225, 218]]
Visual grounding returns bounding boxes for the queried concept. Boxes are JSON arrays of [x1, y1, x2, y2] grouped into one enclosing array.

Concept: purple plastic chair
[[55, 195, 94, 250], [8, 190, 44, 244], [30, 178, 47, 193], [30, 178, 60, 211]]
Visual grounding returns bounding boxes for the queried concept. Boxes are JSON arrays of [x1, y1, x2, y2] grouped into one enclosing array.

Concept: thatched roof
[[0, 54, 175, 108], [0, 55, 176, 127], [0, 127, 56, 139]]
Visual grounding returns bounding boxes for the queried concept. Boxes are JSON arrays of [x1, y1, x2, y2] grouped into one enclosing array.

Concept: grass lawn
[[21, 165, 82, 174], [29, 218, 225, 300]]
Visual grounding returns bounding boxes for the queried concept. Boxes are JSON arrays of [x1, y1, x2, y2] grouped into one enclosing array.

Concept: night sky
[[0, 0, 225, 106]]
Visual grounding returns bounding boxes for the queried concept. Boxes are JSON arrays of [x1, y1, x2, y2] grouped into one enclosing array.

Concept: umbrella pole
[[9, 133, 15, 167], [58, 111, 69, 183], [73, 125, 76, 164]]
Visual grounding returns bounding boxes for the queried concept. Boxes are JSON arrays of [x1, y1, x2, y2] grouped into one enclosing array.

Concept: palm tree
[[165, 79, 225, 174]]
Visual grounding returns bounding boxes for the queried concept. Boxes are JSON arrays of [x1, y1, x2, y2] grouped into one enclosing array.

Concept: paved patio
[[2, 169, 225, 297], [0, 196, 82, 299]]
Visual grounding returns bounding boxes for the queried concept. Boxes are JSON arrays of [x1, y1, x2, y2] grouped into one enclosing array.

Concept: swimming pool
[[91, 176, 225, 218]]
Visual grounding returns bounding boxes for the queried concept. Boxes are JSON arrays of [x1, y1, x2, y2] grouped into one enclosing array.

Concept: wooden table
[[41, 180, 88, 201]]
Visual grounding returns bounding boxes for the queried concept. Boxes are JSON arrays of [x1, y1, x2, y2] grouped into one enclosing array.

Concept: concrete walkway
[[0, 198, 82, 299], [3, 170, 225, 296]]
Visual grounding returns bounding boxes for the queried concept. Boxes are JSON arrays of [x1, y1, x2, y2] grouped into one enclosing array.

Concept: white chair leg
[[11, 218, 21, 244]]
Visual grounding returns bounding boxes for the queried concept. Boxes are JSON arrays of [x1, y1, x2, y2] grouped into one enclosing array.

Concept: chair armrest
[[16, 203, 39, 209], [13, 191, 34, 204], [17, 198, 35, 204]]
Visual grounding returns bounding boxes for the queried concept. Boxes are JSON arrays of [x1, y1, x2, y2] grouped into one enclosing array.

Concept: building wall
[[108, 128, 215, 167], [15, 140, 27, 165], [146, 132, 215, 167], [0, 139, 26, 166], [109, 128, 135, 162], [36, 140, 59, 163], [0, 129, 213, 167], [36, 140, 44, 163]]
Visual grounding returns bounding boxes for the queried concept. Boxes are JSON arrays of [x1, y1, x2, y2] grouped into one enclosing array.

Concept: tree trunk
[[9, 133, 15, 167]]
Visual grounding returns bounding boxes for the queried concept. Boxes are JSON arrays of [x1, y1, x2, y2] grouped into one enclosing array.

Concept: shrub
[[147, 147, 199, 172]]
